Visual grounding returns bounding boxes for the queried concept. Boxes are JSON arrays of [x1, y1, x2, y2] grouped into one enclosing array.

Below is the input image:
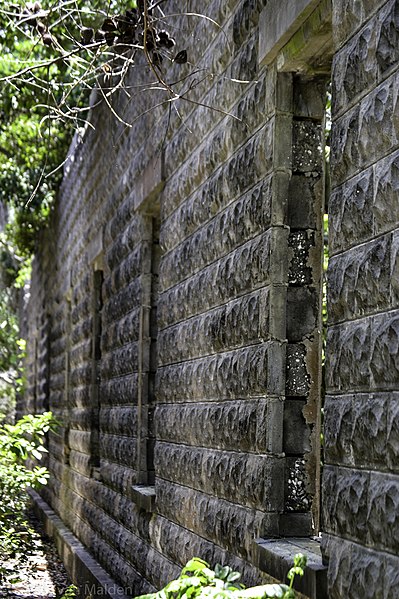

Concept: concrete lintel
[[253, 537, 327, 599], [259, 0, 323, 67], [88, 230, 104, 268], [133, 153, 165, 213]]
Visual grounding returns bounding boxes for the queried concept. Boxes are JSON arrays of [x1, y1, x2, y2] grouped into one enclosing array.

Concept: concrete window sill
[[131, 485, 156, 512], [253, 537, 327, 599]]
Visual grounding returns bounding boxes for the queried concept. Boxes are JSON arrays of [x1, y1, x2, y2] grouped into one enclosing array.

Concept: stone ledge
[[253, 537, 328, 599], [28, 489, 132, 599], [131, 485, 156, 512]]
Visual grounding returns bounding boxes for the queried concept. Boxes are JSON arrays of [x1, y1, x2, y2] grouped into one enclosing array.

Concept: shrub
[[0, 411, 58, 559], [135, 555, 307, 599]]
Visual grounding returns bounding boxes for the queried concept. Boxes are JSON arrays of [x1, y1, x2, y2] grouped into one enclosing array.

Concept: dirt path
[[0, 512, 71, 599]]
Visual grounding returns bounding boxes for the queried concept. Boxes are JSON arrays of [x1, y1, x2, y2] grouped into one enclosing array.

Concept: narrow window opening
[[137, 213, 160, 487], [63, 294, 72, 466], [147, 214, 160, 485], [282, 74, 330, 537], [90, 266, 103, 476], [320, 84, 331, 503], [133, 209, 160, 512]]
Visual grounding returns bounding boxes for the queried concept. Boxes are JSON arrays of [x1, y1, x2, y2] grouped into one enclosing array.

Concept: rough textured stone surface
[[328, 235, 391, 323], [322, 3, 399, 596], [20, 1, 399, 597]]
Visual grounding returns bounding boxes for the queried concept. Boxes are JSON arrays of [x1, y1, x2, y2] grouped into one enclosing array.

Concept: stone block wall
[[322, 0, 399, 597], [21, 0, 399, 597]]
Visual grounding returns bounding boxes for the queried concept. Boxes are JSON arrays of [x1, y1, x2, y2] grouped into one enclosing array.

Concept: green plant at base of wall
[[0, 411, 58, 562], [135, 556, 307, 599]]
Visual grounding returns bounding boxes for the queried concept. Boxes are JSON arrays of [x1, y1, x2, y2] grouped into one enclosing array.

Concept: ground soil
[[0, 511, 71, 599]]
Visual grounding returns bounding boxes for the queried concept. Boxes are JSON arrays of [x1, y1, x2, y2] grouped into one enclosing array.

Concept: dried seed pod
[[94, 29, 105, 42], [116, 15, 130, 34], [21, 7, 37, 27], [104, 31, 115, 46], [174, 49, 187, 64], [102, 17, 117, 32], [157, 30, 175, 49], [80, 27, 94, 45], [36, 20, 46, 34], [42, 32, 53, 46]]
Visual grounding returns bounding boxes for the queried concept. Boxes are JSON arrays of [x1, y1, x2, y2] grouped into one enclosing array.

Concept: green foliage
[[0, 411, 58, 560], [0, 0, 197, 258], [60, 584, 79, 599], [135, 555, 307, 599]]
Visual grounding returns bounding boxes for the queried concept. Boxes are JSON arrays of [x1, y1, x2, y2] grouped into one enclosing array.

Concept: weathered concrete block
[[259, 0, 321, 65], [332, 0, 387, 48], [68, 429, 91, 454], [156, 342, 285, 402], [150, 515, 268, 588], [283, 399, 312, 455], [100, 460, 138, 494], [328, 235, 391, 322], [351, 394, 388, 469], [288, 174, 323, 230], [155, 479, 274, 560], [370, 310, 399, 389], [100, 374, 141, 406], [384, 554, 399, 599], [288, 230, 315, 286], [160, 180, 273, 289], [162, 119, 274, 220], [286, 287, 318, 341], [106, 217, 149, 270], [155, 442, 284, 511], [331, 105, 361, 185], [159, 230, 274, 328], [326, 319, 371, 393], [387, 394, 399, 472], [69, 450, 91, 477], [329, 169, 374, 255], [323, 396, 355, 465], [345, 542, 386, 599], [322, 465, 369, 541], [103, 276, 150, 324], [286, 343, 310, 396], [99, 406, 138, 437], [101, 434, 137, 468], [390, 229, 399, 306], [292, 121, 324, 174], [321, 534, 352, 599], [332, 23, 377, 115], [367, 471, 399, 553], [374, 150, 399, 236], [376, 0, 399, 77], [158, 290, 265, 364], [155, 399, 263, 453]]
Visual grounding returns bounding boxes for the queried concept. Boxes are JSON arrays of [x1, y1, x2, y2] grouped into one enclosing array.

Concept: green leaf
[[227, 572, 241, 583]]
